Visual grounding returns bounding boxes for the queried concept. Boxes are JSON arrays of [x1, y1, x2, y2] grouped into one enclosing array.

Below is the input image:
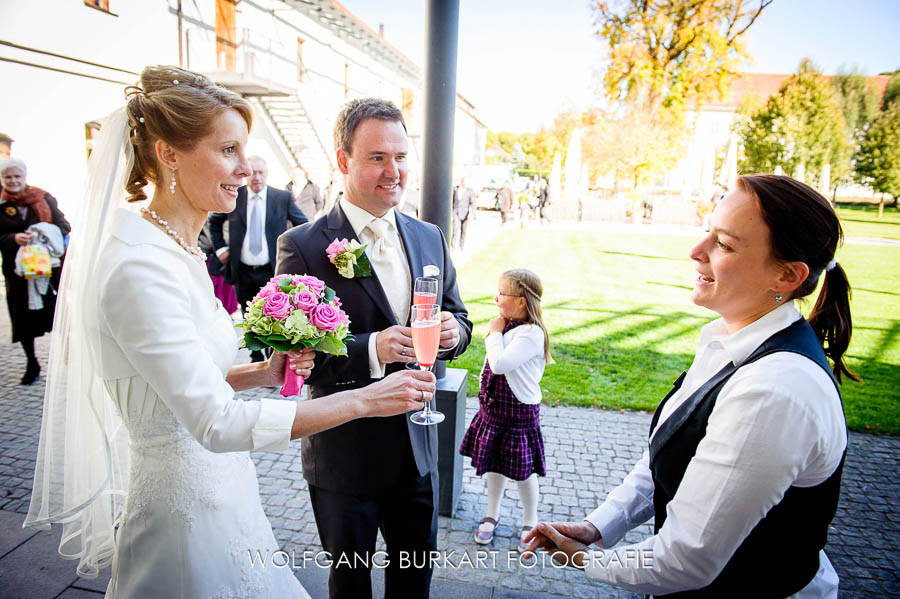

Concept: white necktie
[[249, 195, 263, 255], [366, 218, 410, 324]]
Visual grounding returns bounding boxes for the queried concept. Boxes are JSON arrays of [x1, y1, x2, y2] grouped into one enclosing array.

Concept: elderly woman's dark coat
[[0, 192, 70, 342]]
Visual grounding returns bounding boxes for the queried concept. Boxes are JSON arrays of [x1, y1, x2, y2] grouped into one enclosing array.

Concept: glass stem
[[421, 364, 432, 416]]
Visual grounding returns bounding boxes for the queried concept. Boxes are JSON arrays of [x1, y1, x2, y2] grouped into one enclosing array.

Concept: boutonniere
[[326, 238, 372, 279], [4, 206, 16, 216]]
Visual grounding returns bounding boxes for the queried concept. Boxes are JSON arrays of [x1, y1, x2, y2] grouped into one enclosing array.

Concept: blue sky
[[340, 0, 900, 132]]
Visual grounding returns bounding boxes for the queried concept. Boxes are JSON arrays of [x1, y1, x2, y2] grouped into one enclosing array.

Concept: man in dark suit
[[276, 98, 471, 599], [451, 177, 476, 251], [209, 155, 307, 361]]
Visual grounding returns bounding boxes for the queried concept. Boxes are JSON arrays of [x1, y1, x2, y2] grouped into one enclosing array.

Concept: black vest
[[648, 318, 845, 598]]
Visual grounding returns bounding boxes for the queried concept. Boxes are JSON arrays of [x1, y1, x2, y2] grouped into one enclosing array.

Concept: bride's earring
[[170, 168, 177, 196]]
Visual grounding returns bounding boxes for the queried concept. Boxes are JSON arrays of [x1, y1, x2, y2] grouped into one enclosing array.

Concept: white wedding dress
[[96, 210, 308, 598]]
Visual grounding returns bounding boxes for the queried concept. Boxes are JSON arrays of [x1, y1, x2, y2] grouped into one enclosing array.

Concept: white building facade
[[1, 0, 486, 215]]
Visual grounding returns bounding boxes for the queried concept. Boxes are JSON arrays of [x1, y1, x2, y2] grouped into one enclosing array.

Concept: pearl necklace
[[141, 207, 206, 261]]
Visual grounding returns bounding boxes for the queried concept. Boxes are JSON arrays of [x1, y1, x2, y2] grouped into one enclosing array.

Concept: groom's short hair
[[333, 98, 406, 156]]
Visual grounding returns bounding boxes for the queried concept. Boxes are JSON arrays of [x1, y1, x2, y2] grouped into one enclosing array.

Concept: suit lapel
[[236, 189, 248, 226], [324, 205, 397, 325], [396, 212, 425, 305]]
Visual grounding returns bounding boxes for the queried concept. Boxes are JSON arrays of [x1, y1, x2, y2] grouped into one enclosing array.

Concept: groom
[[275, 98, 471, 599]]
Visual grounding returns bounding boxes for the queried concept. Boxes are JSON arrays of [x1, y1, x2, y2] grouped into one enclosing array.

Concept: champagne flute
[[413, 276, 438, 321], [410, 303, 444, 425]]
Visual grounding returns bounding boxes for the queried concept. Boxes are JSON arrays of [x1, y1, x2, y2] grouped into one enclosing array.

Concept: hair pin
[[173, 80, 179, 86]]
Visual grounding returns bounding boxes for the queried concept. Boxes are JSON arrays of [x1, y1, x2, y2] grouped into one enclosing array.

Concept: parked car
[[476, 178, 504, 211]]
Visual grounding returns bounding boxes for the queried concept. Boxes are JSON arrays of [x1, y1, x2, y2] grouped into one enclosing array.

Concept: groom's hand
[[439, 311, 460, 348], [376, 325, 414, 364]]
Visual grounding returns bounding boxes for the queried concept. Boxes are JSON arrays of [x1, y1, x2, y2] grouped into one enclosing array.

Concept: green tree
[[739, 60, 850, 186], [832, 70, 881, 144], [881, 70, 900, 110], [594, 0, 772, 111], [854, 102, 900, 204]]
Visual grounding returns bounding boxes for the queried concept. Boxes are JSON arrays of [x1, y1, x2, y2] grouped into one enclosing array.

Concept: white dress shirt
[[339, 198, 411, 379], [241, 186, 270, 266], [583, 303, 845, 597], [96, 209, 295, 453], [484, 323, 546, 404]]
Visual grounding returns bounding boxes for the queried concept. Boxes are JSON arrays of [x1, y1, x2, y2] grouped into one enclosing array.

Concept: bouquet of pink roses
[[240, 274, 351, 396]]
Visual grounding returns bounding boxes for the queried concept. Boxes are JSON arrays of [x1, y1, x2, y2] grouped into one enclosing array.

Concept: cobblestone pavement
[[0, 299, 898, 596]]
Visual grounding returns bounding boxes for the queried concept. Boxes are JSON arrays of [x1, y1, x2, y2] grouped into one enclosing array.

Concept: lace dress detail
[[104, 299, 306, 598]]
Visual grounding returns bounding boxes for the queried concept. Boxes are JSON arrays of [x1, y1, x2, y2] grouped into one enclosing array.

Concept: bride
[[24, 66, 436, 597]]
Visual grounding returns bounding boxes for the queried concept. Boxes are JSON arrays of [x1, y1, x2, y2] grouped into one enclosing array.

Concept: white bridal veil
[[24, 107, 140, 578]]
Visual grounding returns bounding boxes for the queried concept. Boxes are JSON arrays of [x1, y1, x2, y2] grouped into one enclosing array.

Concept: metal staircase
[[254, 93, 334, 185]]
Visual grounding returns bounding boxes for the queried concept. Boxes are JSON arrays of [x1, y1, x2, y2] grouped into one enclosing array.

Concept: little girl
[[459, 268, 553, 551]]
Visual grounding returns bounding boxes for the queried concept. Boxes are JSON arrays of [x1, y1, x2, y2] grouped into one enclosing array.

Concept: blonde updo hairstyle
[[501, 268, 554, 364], [124, 66, 253, 202]]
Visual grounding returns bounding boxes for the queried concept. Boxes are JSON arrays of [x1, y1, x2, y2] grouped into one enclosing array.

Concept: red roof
[[705, 73, 892, 109]]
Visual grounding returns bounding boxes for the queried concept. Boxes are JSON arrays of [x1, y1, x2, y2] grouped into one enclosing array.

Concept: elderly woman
[[0, 159, 71, 384], [526, 174, 853, 598]]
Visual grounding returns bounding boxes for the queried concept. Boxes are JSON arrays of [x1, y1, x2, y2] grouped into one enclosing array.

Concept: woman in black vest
[[524, 175, 855, 598]]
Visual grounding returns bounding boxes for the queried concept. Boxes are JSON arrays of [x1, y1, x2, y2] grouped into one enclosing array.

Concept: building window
[[344, 63, 349, 98], [297, 37, 305, 82], [402, 88, 414, 124], [216, 0, 237, 72], [83, 0, 116, 15], [85, 121, 101, 161]]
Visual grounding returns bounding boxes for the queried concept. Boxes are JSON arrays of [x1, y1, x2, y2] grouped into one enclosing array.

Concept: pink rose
[[310, 303, 341, 332], [293, 289, 319, 313], [326, 238, 349, 263], [338, 307, 349, 325], [294, 274, 326, 296], [263, 291, 292, 320], [255, 281, 280, 300]]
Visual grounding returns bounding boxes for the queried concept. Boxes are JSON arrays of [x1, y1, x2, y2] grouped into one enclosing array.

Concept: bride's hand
[[266, 348, 315, 386], [363, 370, 436, 417]]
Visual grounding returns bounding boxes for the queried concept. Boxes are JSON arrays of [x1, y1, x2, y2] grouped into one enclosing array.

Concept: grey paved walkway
[[0, 334, 898, 598]]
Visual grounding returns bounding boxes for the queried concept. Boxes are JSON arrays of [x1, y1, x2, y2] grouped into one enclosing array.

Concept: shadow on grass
[[453, 303, 899, 433], [599, 250, 686, 261], [840, 217, 900, 226], [647, 281, 694, 291], [855, 287, 900, 297]]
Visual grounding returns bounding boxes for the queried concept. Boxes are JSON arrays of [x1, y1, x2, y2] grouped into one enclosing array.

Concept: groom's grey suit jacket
[[274, 203, 472, 495]]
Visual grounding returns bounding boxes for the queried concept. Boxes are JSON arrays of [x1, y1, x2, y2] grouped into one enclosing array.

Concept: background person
[[526, 175, 854, 598], [451, 177, 476, 251], [24, 66, 435, 597], [287, 162, 325, 222], [208, 155, 307, 360], [459, 268, 552, 552], [0, 158, 70, 384]]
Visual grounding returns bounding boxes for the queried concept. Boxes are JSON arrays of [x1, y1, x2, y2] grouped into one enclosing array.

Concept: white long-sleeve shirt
[[483, 323, 546, 404], [583, 303, 845, 597]]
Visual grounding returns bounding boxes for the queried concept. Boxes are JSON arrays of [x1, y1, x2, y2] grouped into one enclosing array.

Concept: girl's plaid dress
[[459, 319, 546, 480]]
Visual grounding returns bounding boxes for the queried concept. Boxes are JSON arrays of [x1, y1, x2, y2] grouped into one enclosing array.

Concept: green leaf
[[323, 287, 336, 303], [353, 244, 368, 258], [315, 333, 348, 356], [244, 332, 266, 351], [354, 254, 373, 277]]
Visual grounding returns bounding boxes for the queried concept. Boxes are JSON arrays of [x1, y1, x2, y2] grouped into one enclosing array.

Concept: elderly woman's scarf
[[2, 186, 52, 223]]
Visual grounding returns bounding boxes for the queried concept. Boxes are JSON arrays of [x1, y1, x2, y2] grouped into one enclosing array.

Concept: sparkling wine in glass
[[410, 303, 444, 425], [413, 276, 438, 321]]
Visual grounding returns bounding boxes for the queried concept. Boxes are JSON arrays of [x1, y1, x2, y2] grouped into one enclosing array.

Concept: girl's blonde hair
[[502, 268, 554, 364]]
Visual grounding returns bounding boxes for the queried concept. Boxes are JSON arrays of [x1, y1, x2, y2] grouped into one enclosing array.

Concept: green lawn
[[836, 203, 900, 241], [453, 223, 900, 434]]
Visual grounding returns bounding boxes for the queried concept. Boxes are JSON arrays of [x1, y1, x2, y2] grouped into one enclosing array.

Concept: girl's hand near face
[[488, 316, 506, 334]]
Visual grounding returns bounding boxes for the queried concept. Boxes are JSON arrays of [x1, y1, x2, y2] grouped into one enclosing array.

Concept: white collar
[[248, 186, 268, 202], [339, 197, 397, 237], [699, 303, 802, 366]]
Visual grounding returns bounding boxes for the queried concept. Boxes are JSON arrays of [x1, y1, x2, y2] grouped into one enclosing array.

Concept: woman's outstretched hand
[[266, 348, 315, 387], [522, 520, 601, 567], [364, 369, 436, 417]]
